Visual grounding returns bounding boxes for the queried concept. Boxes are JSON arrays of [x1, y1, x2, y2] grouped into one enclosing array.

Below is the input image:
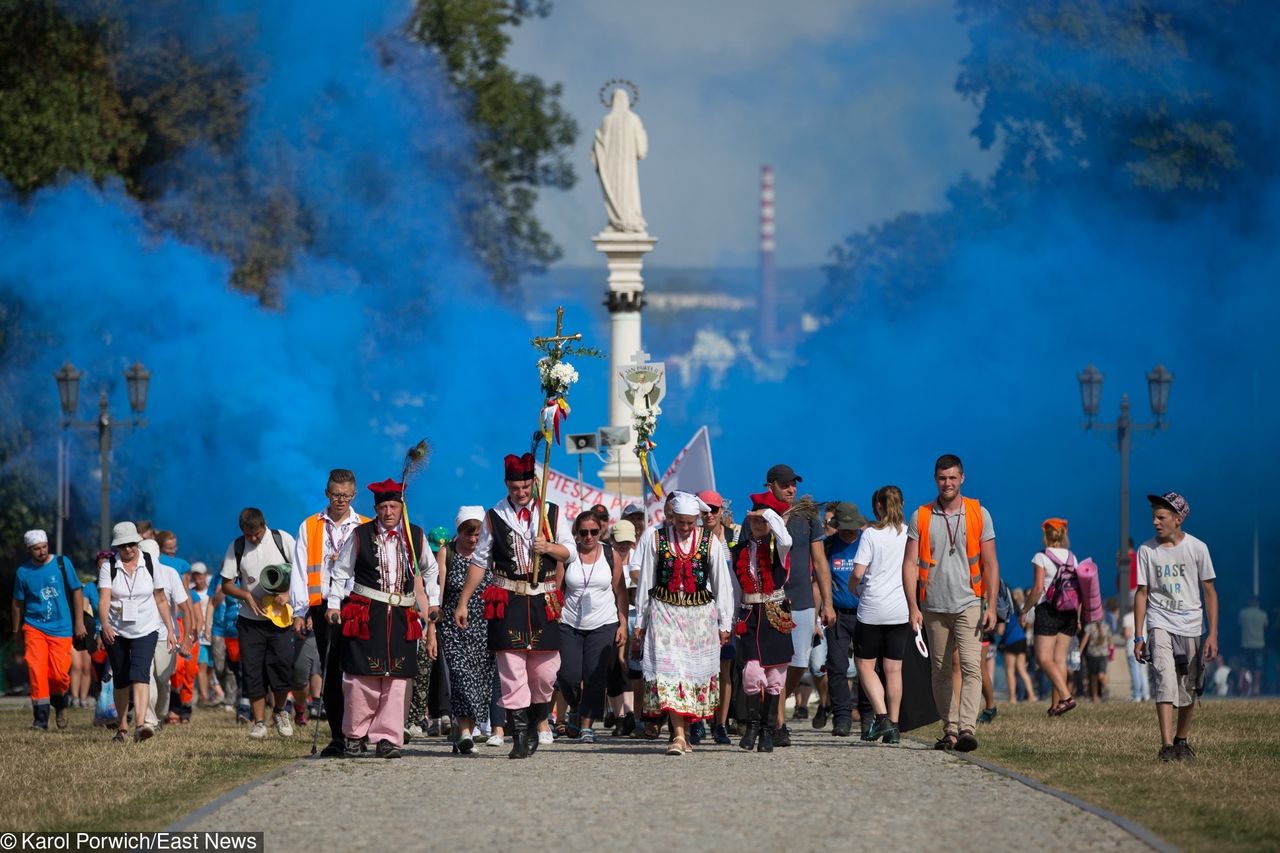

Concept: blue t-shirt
[[161, 555, 192, 576], [81, 580, 100, 615], [825, 534, 861, 611], [14, 557, 82, 638]]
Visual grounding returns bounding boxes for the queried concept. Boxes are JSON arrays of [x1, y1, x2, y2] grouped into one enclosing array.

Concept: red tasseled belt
[[341, 594, 424, 641]]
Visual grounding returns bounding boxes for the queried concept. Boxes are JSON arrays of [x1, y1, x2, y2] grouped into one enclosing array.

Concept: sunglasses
[[576, 528, 601, 537], [702, 507, 722, 515]]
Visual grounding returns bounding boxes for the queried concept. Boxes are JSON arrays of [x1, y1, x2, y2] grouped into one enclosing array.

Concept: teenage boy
[[1132, 491, 1217, 762]]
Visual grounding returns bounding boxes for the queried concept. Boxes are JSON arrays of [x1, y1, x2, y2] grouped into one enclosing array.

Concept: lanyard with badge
[[119, 561, 143, 622]]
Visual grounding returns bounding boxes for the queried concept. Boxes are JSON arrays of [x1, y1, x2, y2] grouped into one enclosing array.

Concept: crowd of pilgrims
[[13, 452, 1046, 759]]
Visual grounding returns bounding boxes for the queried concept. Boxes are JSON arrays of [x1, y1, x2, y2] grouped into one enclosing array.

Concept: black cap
[[766, 463, 802, 484]]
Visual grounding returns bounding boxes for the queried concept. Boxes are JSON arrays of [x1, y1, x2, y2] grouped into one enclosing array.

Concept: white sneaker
[[274, 712, 294, 737], [537, 730, 554, 746], [405, 723, 425, 738], [248, 721, 268, 740], [485, 734, 506, 747]]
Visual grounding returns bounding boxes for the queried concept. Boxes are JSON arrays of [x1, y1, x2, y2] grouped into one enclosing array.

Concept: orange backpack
[[915, 497, 986, 604]]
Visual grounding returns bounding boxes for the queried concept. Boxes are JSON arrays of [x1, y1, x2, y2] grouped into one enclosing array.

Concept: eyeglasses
[[327, 492, 355, 502], [702, 507, 722, 515], [576, 528, 601, 537]]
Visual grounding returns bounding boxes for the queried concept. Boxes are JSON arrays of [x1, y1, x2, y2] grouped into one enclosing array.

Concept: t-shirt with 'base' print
[[1137, 532, 1215, 638]]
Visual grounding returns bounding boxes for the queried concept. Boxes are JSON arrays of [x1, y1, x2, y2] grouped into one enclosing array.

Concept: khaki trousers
[[923, 604, 983, 735]]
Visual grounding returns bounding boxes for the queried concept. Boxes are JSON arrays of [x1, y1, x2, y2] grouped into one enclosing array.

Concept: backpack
[[234, 529, 291, 575], [1043, 550, 1080, 613], [995, 579, 1015, 624], [52, 556, 97, 653], [109, 551, 155, 583]]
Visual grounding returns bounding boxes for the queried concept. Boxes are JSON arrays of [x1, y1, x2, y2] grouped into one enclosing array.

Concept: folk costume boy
[[470, 452, 572, 759], [326, 479, 439, 758], [730, 494, 794, 753]]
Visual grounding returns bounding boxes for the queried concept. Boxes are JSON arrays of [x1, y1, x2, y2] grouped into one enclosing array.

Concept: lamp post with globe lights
[[54, 361, 152, 551], [1077, 363, 1173, 612]]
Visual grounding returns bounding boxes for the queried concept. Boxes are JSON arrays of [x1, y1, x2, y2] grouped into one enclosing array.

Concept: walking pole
[[310, 621, 330, 756]]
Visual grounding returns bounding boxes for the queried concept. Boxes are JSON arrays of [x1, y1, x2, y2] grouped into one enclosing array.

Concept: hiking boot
[[320, 739, 345, 758], [1173, 740, 1196, 762], [773, 724, 792, 747], [274, 711, 294, 737], [883, 723, 901, 744], [792, 705, 809, 721], [688, 720, 705, 744], [344, 737, 364, 758], [955, 730, 978, 752], [375, 739, 401, 759], [619, 712, 636, 737], [831, 720, 852, 737], [32, 704, 50, 730], [812, 705, 830, 729], [54, 704, 68, 730], [426, 719, 440, 737], [1158, 744, 1177, 762], [248, 721, 269, 740], [977, 706, 998, 724], [862, 717, 890, 742], [713, 724, 732, 745]]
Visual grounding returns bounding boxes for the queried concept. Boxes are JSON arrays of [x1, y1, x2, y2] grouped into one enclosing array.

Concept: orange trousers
[[24, 625, 72, 703], [170, 651, 199, 704]]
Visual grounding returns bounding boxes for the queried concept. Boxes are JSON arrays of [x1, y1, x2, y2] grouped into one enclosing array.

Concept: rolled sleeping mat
[[258, 563, 292, 596]]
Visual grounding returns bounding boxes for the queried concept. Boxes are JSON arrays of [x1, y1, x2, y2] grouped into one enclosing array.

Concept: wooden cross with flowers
[[530, 307, 600, 585]]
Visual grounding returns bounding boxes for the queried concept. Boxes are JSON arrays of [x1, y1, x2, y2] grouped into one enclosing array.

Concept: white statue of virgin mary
[[592, 88, 648, 233]]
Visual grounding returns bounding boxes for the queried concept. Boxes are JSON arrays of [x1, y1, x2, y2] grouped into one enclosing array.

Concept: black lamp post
[[53, 361, 151, 551], [1077, 363, 1173, 612]]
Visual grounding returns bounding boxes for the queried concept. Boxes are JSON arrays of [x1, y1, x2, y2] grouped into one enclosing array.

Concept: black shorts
[[237, 616, 294, 699], [999, 639, 1028, 656], [1033, 602, 1078, 637], [853, 620, 910, 661], [106, 631, 158, 685], [1085, 655, 1109, 676]]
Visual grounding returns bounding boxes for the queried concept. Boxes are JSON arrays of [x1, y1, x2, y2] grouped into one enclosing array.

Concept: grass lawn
[[0, 703, 309, 831], [941, 699, 1280, 852]]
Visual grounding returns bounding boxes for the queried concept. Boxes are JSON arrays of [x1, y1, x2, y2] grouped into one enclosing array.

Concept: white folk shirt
[[293, 509, 364, 618], [731, 508, 792, 603], [326, 523, 440, 612], [471, 497, 574, 572], [634, 524, 735, 633]]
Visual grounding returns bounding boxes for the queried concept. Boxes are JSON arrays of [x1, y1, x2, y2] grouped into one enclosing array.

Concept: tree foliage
[[408, 0, 578, 286], [825, 0, 1272, 311]]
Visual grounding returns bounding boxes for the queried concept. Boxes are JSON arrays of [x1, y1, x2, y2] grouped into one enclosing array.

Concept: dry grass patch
[[0, 705, 308, 830], [927, 699, 1280, 852]]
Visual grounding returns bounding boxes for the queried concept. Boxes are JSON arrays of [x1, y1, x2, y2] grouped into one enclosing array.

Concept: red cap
[[504, 453, 536, 482], [697, 489, 723, 508], [749, 492, 789, 514], [367, 478, 404, 503]]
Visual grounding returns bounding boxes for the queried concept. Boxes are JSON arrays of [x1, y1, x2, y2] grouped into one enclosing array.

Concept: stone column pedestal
[[593, 230, 657, 502]]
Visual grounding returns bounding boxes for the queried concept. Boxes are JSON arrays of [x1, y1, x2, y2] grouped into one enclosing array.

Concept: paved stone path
[[179, 726, 1152, 852]]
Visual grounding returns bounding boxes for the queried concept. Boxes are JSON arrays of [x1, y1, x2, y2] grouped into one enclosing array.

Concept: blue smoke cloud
[[2, 2, 546, 559]]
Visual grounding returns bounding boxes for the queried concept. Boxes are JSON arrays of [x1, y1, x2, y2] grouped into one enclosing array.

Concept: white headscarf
[[23, 530, 48, 548], [670, 491, 711, 517], [455, 505, 485, 530]]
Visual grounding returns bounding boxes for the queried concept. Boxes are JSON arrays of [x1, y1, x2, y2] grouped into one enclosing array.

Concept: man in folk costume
[[634, 491, 734, 756], [470, 452, 572, 759], [731, 493, 795, 753], [326, 479, 439, 759]]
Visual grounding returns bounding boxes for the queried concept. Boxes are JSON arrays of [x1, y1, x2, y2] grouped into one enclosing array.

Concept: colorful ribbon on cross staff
[[540, 396, 571, 444]]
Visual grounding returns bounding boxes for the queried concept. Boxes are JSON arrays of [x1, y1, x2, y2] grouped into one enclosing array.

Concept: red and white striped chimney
[[758, 165, 778, 349]]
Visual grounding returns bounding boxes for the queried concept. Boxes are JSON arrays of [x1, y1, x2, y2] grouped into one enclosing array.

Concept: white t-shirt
[[154, 561, 189, 642], [220, 529, 298, 623], [98, 556, 164, 639], [1137, 533, 1215, 638], [851, 525, 910, 625], [1032, 548, 1074, 606], [562, 548, 619, 631]]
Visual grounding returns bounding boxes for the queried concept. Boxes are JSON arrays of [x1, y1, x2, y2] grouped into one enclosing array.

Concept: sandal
[[666, 736, 687, 756], [955, 730, 978, 752], [113, 729, 128, 743], [933, 733, 957, 750], [640, 722, 660, 740], [1055, 696, 1077, 716], [554, 721, 568, 738]]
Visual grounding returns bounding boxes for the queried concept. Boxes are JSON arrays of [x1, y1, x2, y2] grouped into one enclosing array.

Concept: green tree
[[409, 0, 578, 286]]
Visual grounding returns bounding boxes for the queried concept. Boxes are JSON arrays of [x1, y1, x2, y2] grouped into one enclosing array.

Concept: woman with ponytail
[[851, 485, 911, 743]]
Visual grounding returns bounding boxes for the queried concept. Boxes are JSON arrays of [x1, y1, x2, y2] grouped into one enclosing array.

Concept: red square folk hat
[[504, 453, 536, 482], [367, 478, 404, 504]]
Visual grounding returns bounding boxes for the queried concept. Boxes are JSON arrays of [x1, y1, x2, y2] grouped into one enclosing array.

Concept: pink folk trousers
[[343, 674, 408, 746], [496, 649, 560, 709], [742, 660, 787, 696]]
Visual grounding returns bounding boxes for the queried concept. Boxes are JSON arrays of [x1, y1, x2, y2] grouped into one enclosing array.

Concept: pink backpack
[[1043, 550, 1080, 613]]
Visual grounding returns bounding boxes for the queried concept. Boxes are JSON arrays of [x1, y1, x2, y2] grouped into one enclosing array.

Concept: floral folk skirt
[[642, 599, 720, 721]]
